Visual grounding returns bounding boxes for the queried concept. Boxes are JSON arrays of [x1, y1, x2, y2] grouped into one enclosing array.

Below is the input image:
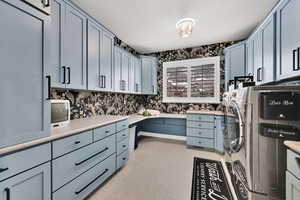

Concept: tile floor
[[88, 136, 236, 200]]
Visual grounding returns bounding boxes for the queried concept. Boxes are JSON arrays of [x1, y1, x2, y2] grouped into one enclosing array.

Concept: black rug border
[[191, 157, 234, 200]]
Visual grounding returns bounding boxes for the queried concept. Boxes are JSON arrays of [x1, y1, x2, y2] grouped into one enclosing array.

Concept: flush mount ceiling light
[[176, 18, 196, 38]]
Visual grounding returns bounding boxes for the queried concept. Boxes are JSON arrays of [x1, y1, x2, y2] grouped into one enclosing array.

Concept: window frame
[[162, 56, 220, 104]]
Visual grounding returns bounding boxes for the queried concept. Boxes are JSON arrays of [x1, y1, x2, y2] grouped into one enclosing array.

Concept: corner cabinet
[[0, 163, 51, 200], [277, 0, 300, 80], [48, 0, 87, 90], [141, 56, 158, 95], [87, 20, 114, 92], [0, 0, 51, 148], [224, 42, 246, 90]]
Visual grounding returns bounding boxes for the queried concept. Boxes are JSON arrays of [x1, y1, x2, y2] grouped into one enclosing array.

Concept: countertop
[[0, 115, 128, 156], [186, 110, 225, 116], [0, 110, 223, 156], [284, 141, 300, 154]]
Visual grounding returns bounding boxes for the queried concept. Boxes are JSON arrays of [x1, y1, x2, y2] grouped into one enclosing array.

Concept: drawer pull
[[105, 130, 110, 133], [4, 188, 10, 200], [74, 141, 81, 145], [295, 157, 300, 169], [198, 124, 202, 127], [122, 145, 127, 148], [75, 168, 109, 195], [0, 168, 8, 173], [122, 157, 127, 161], [75, 147, 109, 166], [122, 124, 127, 127], [198, 132, 202, 135], [198, 142, 202, 144], [122, 134, 126, 137]]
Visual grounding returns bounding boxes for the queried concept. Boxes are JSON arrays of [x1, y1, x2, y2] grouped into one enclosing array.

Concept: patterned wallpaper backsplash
[[144, 41, 236, 113], [51, 39, 236, 119]]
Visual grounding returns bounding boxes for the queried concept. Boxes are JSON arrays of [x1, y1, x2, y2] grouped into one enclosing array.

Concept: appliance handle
[[229, 101, 245, 153]]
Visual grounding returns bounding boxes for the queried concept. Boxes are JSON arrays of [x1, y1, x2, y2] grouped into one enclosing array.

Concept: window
[[163, 56, 220, 103]]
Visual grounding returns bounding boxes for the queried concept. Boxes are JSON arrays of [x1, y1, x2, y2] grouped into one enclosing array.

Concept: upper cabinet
[[277, 0, 300, 80], [246, 39, 254, 76], [87, 20, 114, 92], [224, 42, 246, 89], [114, 46, 130, 93], [0, 0, 50, 148], [141, 56, 158, 95], [48, 0, 87, 90], [134, 57, 142, 94]]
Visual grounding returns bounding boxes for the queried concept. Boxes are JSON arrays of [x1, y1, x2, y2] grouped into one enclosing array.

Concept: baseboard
[[138, 131, 186, 141]]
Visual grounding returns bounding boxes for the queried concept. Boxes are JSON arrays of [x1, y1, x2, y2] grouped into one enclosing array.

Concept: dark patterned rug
[[191, 157, 234, 200]]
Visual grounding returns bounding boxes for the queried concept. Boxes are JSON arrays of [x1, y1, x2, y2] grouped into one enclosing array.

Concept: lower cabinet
[[116, 120, 130, 170], [53, 154, 116, 200], [0, 162, 51, 200], [186, 114, 224, 153]]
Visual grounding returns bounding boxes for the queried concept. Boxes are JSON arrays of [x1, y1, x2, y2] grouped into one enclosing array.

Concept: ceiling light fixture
[[176, 18, 195, 38]]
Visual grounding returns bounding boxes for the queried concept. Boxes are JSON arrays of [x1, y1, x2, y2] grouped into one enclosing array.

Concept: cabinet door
[[286, 171, 300, 200], [47, 0, 66, 88], [0, 162, 51, 200], [151, 58, 158, 94], [0, 0, 50, 148], [134, 57, 142, 93], [64, 4, 87, 90], [224, 50, 231, 90], [230, 44, 246, 79], [253, 31, 263, 84], [262, 14, 276, 84], [141, 57, 156, 94], [277, 0, 300, 80], [114, 47, 123, 93], [87, 21, 102, 91], [246, 39, 254, 76], [215, 117, 224, 154], [129, 56, 136, 93], [122, 53, 130, 92], [101, 31, 114, 91]]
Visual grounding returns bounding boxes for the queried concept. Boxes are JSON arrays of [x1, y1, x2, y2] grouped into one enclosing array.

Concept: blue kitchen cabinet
[[224, 42, 246, 90], [262, 14, 276, 84], [277, 0, 300, 80], [253, 29, 263, 84], [129, 56, 142, 94], [215, 116, 225, 153], [87, 20, 114, 91], [246, 39, 254, 76], [0, 162, 51, 200], [134, 57, 142, 94], [114, 46, 130, 93], [48, 0, 87, 90], [64, 3, 87, 90], [0, 0, 51, 148], [141, 56, 158, 94]]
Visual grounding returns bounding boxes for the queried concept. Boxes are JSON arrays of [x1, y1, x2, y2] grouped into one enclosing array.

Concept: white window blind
[[163, 57, 220, 103]]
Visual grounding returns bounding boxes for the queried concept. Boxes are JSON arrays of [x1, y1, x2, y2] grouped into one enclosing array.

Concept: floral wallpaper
[[144, 41, 236, 113], [51, 39, 236, 119]]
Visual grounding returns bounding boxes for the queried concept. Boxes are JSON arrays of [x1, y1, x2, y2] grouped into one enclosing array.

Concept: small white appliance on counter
[[51, 100, 70, 128]]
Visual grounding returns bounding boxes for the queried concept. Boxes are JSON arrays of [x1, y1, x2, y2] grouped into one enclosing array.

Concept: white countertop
[[0, 115, 128, 156], [284, 141, 300, 154], [186, 110, 225, 116], [0, 110, 223, 155]]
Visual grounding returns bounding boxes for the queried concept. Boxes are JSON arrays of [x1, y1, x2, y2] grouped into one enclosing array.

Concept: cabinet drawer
[[52, 134, 115, 191], [53, 154, 116, 200], [187, 137, 215, 149], [287, 149, 300, 179], [117, 137, 129, 155], [187, 128, 215, 139], [52, 130, 93, 158], [0, 143, 51, 181], [116, 120, 129, 132], [116, 129, 129, 143], [93, 123, 116, 142], [187, 121, 215, 129], [186, 114, 215, 122], [117, 149, 129, 170]]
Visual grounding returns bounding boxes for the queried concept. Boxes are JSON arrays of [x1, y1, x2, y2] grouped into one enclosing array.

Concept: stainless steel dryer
[[224, 85, 300, 200]]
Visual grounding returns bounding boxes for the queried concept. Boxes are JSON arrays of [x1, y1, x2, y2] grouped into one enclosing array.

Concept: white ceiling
[[72, 0, 278, 54]]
